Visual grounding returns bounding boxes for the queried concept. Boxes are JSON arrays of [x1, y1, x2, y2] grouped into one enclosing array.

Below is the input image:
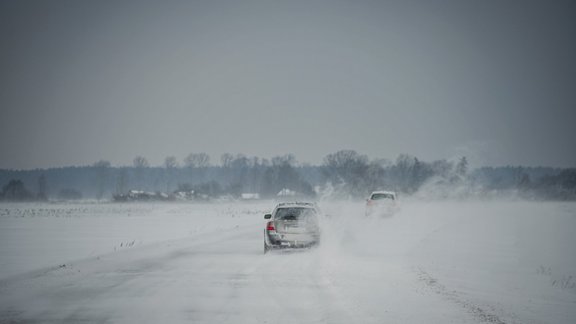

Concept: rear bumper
[[366, 204, 397, 216], [265, 231, 320, 248]]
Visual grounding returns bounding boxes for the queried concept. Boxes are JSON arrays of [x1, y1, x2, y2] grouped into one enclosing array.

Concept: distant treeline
[[1, 151, 575, 201]]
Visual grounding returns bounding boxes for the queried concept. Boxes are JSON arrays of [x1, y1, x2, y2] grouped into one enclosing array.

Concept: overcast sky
[[1, 0, 575, 169]]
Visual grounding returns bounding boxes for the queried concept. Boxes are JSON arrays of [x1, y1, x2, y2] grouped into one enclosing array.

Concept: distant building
[[113, 190, 171, 202], [241, 193, 260, 200], [173, 190, 195, 201], [277, 188, 297, 197]]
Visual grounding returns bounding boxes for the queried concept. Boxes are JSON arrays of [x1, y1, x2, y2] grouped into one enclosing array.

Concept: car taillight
[[367, 200, 374, 205], [266, 221, 275, 231]]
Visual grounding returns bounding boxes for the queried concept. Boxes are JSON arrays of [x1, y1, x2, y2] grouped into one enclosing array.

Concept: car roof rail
[[277, 201, 315, 207]]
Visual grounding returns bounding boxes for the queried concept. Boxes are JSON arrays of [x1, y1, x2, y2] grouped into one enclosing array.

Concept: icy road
[[0, 201, 575, 323]]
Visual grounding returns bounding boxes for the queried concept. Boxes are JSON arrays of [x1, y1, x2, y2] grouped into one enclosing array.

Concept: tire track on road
[[414, 267, 509, 324]]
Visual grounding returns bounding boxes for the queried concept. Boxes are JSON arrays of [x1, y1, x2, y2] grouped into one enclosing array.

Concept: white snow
[[0, 200, 574, 323]]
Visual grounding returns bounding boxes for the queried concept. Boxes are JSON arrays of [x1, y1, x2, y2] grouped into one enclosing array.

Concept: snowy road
[[0, 201, 575, 323]]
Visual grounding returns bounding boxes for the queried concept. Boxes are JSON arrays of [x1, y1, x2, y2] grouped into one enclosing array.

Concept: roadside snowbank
[[0, 201, 268, 280]]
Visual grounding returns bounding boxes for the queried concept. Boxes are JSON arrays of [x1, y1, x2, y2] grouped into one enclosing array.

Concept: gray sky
[[1, 0, 575, 169]]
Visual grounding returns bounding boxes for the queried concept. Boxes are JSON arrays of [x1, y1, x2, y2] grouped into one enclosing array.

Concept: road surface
[[1, 201, 574, 323]]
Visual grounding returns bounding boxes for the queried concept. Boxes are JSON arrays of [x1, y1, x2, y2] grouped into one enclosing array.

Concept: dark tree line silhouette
[[1, 151, 575, 201]]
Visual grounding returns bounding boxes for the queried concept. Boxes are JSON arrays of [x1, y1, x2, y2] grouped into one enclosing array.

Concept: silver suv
[[365, 191, 397, 216], [263, 202, 321, 253]]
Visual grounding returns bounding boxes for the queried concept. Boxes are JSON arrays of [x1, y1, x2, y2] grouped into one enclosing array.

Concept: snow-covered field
[[0, 200, 575, 323]]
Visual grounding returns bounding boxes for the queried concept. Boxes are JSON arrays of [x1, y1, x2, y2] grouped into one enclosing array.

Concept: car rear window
[[371, 193, 395, 200], [275, 207, 317, 221]]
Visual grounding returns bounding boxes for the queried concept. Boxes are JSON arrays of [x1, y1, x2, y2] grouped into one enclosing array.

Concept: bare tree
[[164, 156, 178, 193], [133, 156, 149, 168], [221, 153, 233, 168], [323, 150, 369, 197], [93, 160, 111, 168], [93, 160, 111, 200], [430, 159, 454, 178], [116, 169, 128, 195], [271, 154, 296, 167], [392, 154, 433, 193], [164, 156, 178, 169], [133, 156, 149, 190], [456, 156, 468, 177], [184, 153, 210, 168], [37, 174, 48, 201], [230, 154, 248, 169], [1, 180, 33, 201]]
